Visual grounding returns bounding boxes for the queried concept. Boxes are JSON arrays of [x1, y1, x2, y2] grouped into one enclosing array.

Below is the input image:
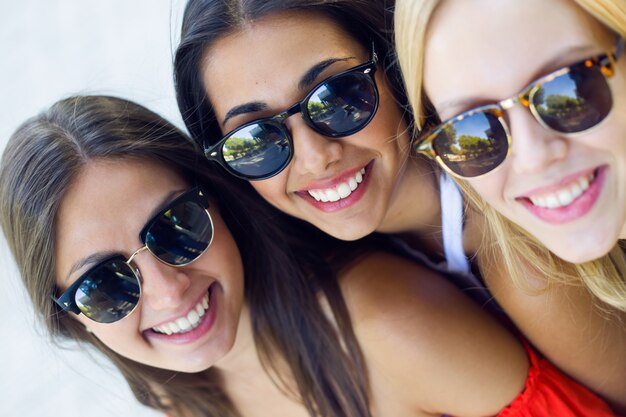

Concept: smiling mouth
[[152, 290, 211, 335], [523, 170, 596, 209], [306, 167, 366, 202]]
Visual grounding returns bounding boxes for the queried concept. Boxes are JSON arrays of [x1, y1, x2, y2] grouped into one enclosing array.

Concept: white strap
[[440, 172, 471, 274]]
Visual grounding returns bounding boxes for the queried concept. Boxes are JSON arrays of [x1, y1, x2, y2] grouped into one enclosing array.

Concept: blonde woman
[[395, 0, 626, 412]]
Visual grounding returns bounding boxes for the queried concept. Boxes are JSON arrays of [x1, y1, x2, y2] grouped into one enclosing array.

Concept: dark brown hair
[[174, 0, 407, 150], [0, 95, 371, 417]]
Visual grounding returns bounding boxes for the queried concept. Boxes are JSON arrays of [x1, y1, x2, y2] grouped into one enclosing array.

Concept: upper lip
[[142, 285, 211, 331], [297, 163, 369, 192], [515, 166, 599, 199]]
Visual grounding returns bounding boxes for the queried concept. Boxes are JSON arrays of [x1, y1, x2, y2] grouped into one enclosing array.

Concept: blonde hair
[[394, 0, 626, 311]]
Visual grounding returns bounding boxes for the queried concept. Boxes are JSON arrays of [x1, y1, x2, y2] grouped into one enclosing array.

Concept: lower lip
[[144, 283, 218, 345], [518, 166, 606, 224], [300, 161, 373, 213]]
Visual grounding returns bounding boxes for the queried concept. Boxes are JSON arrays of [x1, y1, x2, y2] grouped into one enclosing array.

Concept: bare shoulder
[[338, 251, 451, 321], [339, 251, 528, 416]]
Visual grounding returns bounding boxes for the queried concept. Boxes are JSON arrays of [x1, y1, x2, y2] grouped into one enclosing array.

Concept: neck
[[214, 305, 305, 416], [378, 157, 444, 253], [213, 304, 260, 377]]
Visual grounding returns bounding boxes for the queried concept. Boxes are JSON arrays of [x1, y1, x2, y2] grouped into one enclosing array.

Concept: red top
[[495, 341, 618, 417]]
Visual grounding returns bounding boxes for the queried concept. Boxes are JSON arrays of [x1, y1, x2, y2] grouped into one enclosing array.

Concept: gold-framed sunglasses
[[417, 38, 624, 178]]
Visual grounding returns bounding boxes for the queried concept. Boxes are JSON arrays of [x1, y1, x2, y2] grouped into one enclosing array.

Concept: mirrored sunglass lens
[[145, 200, 213, 265], [307, 73, 377, 136], [222, 123, 291, 178], [533, 65, 612, 133], [76, 260, 140, 324], [433, 112, 509, 177]]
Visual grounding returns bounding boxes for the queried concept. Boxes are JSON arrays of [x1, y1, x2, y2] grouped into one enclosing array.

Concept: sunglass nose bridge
[[274, 102, 302, 123], [499, 97, 518, 110], [127, 245, 149, 265]]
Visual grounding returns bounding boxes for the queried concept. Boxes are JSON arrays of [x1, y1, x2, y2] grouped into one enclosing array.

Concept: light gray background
[[0, 1, 189, 416]]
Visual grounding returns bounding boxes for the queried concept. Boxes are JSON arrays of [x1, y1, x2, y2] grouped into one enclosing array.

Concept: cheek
[[210, 216, 245, 284], [88, 320, 144, 358], [605, 72, 626, 155], [373, 79, 411, 151], [467, 175, 507, 208], [249, 176, 288, 206]]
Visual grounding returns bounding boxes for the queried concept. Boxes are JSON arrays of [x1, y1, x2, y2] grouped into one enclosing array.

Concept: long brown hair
[[0, 95, 372, 417]]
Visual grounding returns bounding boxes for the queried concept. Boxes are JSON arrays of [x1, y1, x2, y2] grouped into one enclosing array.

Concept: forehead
[[201, 10, 365, 116], [54, 158, 186, 281], [424, 0, 613, 111]]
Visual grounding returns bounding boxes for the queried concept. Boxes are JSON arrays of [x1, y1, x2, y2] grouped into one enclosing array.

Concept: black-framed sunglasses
[[54, 186, 214, 324], [417, 37, 625, 179], [205, 47, 380, 180]]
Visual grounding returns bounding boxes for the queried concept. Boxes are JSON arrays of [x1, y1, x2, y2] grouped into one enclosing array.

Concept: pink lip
[[297, 161, 373, 213], [517, 166, 606, 225], [144, 283, 218, 345], [518, 167, 597, 198], [299, 163, 370, 191]]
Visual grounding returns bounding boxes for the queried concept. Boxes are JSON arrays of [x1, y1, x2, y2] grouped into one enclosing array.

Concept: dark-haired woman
[[173, 0, 626, 410]]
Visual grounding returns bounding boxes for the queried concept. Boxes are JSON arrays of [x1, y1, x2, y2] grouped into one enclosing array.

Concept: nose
[[508, 106, 568, 175], [133, 251, 191, 311], [288, 116, 343, 175]]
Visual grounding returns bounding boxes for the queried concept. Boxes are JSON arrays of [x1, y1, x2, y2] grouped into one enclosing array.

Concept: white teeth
[[557, 189, 574, 206], [528, 173, 594, 209], [579, 176, 589, 190], [152, 291, 210, 335], [187, 310, 200, 327], [309, 190, 321, 201], [307, 167, 366, 203], [570, 182, 582, 198], [326, 189, 341, 202], [337, 183, 351, 198], [545, 196, 560, 209], [176, 316, 192, 331]]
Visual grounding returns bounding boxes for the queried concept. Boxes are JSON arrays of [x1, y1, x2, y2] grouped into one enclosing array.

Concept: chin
[[321, 223, 374, 241], [548, 236, 617, 264]]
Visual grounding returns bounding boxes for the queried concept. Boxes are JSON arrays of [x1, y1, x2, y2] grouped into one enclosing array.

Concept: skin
[[200, 4, 626, 411], [52, 159, 531, 416], [54, 158, 245, 372], [202, 11, 442, 245], [422, 0, 626, 411], [223, 252, 531, 417], [424, 0, 626, 264]]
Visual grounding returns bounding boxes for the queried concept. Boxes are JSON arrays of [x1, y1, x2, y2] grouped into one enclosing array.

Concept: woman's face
[[54, 158, 244, 372], [201, 11, 415, 240], [424, 0, 626, 262]]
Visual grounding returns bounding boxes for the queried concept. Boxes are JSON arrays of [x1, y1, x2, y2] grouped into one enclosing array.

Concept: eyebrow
[[63, 251, 119, 286], [222, 56, 355, 126], [62, 188, 185, 284], [436, 44, 601, 114]]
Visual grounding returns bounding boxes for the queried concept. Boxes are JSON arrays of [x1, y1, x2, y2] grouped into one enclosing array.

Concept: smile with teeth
[[307, 168, 365, 202], [527, 172, 595, 209], [152, 292, 210, 335]]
